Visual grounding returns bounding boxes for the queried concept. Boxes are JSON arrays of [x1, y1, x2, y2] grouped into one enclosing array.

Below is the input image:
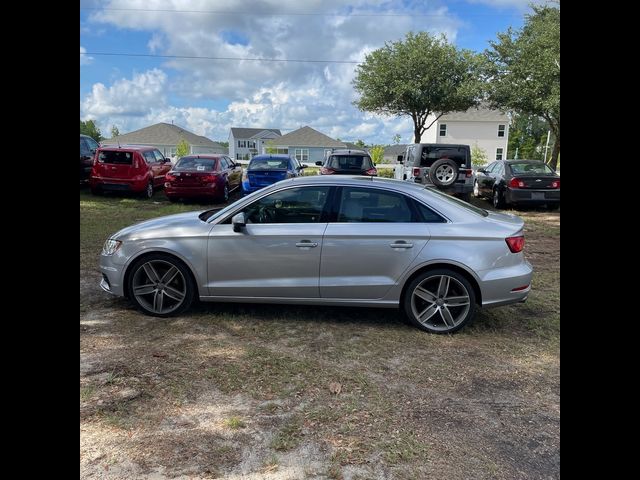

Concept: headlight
[[102, 239, 122, 256]]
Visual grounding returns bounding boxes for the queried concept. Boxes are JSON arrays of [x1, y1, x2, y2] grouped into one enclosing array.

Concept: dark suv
[[316, 149, 377, 176], [397, 144, 473, 200], [80, 134, 100, 182]]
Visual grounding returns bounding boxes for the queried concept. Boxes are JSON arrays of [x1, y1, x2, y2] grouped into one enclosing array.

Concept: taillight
[[509, 177, 525, 188], [242, 169, 248, 181], [366, 167, 377, 176], [413, 167, 421, 177], [463, 169, 473, 178], [320, 167, 335, 175], [165, 173, 176, 182], [551, 180, 560, 189], [200, 174, 217, 183], [505, 235, 525, 253]]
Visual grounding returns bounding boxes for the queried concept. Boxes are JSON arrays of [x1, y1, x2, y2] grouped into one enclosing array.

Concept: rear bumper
[[89, 176, 147, 193], [478, 259, 533, 308], [165, 184, 218, 198], [242, 181, 269, 194], [506, 188, 560, 204]]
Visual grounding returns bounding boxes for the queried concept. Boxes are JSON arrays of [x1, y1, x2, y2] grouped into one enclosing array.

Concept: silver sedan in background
[[99, 176, 532, 334]]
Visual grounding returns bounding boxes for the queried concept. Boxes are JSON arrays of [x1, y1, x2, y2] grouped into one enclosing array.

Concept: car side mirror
[[315, 161, 323, 166], [232, 212, 246, 232], [477, 168, 486, 174], [299, 164, 307, 169]]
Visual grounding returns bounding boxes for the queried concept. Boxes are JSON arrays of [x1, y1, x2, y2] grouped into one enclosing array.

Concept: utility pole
[[543, 130, 551, 163], [514, 147, 518, 160]]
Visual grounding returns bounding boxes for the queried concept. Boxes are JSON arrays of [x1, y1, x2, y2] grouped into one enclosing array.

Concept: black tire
[[218, 183, 229, 203], [492, 187, 505, 209], [126, 253, 195, 317], [403, 269, 476, 334], [142, 181, 154, 199], [429, 159, 459, 187]]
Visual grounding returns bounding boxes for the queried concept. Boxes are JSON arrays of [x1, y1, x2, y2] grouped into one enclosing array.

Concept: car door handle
[[389, 242, 413, 249], [296, 241, 318, 248]]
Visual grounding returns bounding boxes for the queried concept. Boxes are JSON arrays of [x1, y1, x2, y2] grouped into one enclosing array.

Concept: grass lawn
[[80, 186, 559, 479]]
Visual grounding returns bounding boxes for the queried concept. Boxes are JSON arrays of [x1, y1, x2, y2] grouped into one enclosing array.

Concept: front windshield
[[175, 157, 217, 172], [508, 162, 554, 175], [249, 158, 289, 170]]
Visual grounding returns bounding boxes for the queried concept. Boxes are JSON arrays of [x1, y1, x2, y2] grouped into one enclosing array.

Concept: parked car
[[164, 155, 242, 203], [99, 175, 532, 334], [80, 134, 99, 182], [473, 160, 560, 209], [241, 154, 305, 195], [395, 144, 473, 201], [89, 145, 172, 198], [316, 149, 377, 176]]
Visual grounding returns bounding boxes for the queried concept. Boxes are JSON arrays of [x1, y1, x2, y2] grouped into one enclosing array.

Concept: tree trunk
[[413, 122, 422, 143], [548, 136, 560, 171]]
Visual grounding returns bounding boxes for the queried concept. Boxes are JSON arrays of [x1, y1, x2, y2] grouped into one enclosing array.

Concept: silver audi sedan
[[99, 176, 532, 334]]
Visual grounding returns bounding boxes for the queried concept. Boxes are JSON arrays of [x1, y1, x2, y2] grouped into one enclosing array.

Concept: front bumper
[[99, 253, 127, 297]]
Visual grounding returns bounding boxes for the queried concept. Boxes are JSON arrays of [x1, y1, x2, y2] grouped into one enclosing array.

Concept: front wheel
[[493, 188, 505, 209], [127, 254, 195, 317], [403, 269, 476, 334]]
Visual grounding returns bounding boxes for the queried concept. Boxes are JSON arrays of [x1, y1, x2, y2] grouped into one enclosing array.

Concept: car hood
[[112, 211, 206, 240]]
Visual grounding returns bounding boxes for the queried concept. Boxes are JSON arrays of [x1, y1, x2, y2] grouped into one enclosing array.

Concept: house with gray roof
[[268, 126, 346, 164], [228, 127, 282, 161], [102, 122, 226, 158], [422, 106, 510, 161]]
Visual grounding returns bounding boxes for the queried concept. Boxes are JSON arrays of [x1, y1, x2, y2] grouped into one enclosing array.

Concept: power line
[[80, 7, 520, 17], [81, 52, 361, 64]]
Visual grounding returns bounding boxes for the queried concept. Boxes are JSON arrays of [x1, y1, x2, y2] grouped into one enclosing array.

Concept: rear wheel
[[403, 269, 476, 334], [493, 188, 505, 209], [142, 181, 154, 199], [218, 183, 229, 203]]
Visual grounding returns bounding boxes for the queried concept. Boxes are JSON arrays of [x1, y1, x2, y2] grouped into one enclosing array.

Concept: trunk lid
[[248, 169, 288, 187], [171, 171, 217, 186], [514, 174, 559, 189], [95, 150, 136, 178]]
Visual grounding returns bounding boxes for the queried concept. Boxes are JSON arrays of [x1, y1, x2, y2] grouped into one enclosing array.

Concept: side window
[[496, 163, 505, 176], [143, 151, 157, 164], [219, 157, 229, 170], [485, 162, 497, 173], [241, 187, 330, 224], [86, 137, 99, 151], [337, 187, 414, 223], [406, 146, 415, 166], [413, 201, 447, 223], [153, 150, 165, 162], [226, 157, 235, 167], [80, 138, 90, 156]]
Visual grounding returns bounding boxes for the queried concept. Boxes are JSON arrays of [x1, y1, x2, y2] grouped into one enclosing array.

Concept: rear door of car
[[143, 150, 164, 186], [319, 186, 431, 299]]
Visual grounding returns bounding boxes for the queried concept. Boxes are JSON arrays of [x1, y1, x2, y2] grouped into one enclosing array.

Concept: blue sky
[[80, 0, 541, 144]]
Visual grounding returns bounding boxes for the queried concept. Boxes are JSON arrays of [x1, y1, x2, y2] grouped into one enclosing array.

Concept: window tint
[[420, 147, 469, 166], [485, 162, 497, 173], [508, 162, 554, 175], [153, 150, 165, 162], [413, 201, 446, 223], [496, 163, 505, 176], [337, 187, 413, 223], [425, 187, 489, 217], [174, 156, 217, 172], [242, 187, 330, 224], [249, 158, 289, 170], [98, 150, 133, 165], [143, 151, 157, 164], [219, 157, 229, 169], [85, 137, 99, 151], [80, 138, 90, 156], [327, 155, 373, 170]]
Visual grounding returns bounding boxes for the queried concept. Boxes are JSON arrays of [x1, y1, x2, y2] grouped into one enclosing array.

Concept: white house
[[228, 128, 282, 161], [421, 107, 510, 162], [102, 122, 227, 158]]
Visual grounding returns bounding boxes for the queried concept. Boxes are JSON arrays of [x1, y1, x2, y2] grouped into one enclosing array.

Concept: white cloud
[[466, 0, 548, 9], [80, 46, 93, 65]]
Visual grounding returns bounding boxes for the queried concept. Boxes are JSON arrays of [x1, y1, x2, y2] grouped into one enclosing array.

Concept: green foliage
[[175, 139, 190, 158], [471, 144, 488, 166], [264, 140, 277, 154], [353, 31, 484, 142], [485, 5, 560, 169], [369, 145, 385, 165], [355, 139, 366, 148], [508, 113, 550, 160], [110, 125, 120, 138], [392, 134, 401, 144], [216, 141, 229, 148], [80, 120, 103, 142]]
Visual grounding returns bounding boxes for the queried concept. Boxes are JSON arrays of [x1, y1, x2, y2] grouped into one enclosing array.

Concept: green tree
[[392, 134, 401, 144], [353, 31, 483, 143], [369, 145, 385, 165], [471, 143, 488, 166], [80, 119, 103, 142], [176, 139, 190, 158], [110, 125, 120, 138], [355, 139, 366, 148], [264, 140, 278, 154], [508, 113, 549, 160], [485, 5, 560, 170]]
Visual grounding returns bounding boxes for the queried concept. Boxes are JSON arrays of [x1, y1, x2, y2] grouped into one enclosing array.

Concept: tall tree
[[392, 134, 402, 144], [508, 113, 550, 161], [110, 125, 120, 138], [485, 5, 560, 170], [80, 120, 103, 142], [175, 140, 190, 158], [355, 139, 366, 148], [369, 145, 385, 165], [353, 31, 483, 142]]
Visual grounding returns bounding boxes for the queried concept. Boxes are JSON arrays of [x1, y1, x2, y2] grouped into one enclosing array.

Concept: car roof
[[98, 144, 156, 151], [178, 154, 223, 159], [250, 154, 292, 159], [504, 159, 545, 163], [329, 149, 369, 156]]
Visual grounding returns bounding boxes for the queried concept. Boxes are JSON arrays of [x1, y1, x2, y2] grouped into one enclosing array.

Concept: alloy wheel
[[132, 260, 187, 314], [410, 275, 471, 332]]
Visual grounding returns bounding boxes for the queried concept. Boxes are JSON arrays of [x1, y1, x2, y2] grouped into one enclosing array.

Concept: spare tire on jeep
[[429, 158, 459, 187]]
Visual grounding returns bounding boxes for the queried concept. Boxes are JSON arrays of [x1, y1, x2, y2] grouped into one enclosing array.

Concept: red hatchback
[[164, 155, 242, 203], [89, 145, 172, 198]]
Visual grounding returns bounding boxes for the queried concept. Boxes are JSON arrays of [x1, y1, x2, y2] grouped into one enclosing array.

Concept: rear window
[[420, 147, 469, 166], [508, 162, 554, 175], [327, 155, 373, 170], [98, 150, 134, 165], [425, 187, 488, 217], [174, 157, 217, 172], [249, 158, 289, 170]]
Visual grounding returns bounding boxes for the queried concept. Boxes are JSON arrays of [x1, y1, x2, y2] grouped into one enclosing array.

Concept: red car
[[89, 145, 172, 198], [164, 155, 243, 203]]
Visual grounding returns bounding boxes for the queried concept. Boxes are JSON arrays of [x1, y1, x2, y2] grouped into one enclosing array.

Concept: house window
[[237, 140, 246, 148], [236, 153, 250, 161], [439, 124, 447, 137], [294, 149, 309, 162], [496, 148, 504, 161], [247, 141, 256, 149], [498, 125, 506, 137]]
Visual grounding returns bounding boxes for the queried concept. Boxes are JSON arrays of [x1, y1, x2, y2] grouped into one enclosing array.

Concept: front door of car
[[320, 186, 430, 299], [478, 162, 496, 195], [143, 151, 163, 186], [206, 185, 331, 298], [225, 157, 242, 189]]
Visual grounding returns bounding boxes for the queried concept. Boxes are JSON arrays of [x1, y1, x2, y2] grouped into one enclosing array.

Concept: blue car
[[241, 154, 306, 194]]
